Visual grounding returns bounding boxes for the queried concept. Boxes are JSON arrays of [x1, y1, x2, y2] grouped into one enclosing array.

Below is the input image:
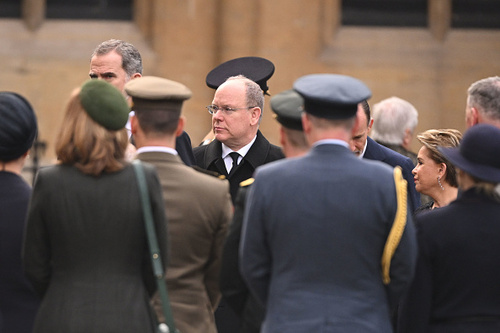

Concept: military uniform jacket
[[364, 137, 420, 212], [23, 163, 168, 333], [137, 151, 233, 333], [240, 143, 417, 333], [398, 188, 500, 333], [193, 130, 284, 202]]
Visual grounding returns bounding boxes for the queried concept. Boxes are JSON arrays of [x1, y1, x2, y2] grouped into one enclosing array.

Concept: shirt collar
[[221, 135, 257, 159], [313, 139, 349, 149], [136, 146, 178, 155]]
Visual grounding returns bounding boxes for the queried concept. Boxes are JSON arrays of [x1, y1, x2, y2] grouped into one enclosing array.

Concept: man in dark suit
[[89, 39, 195, 165], [193, 74, 284, 202], [220, 89, 309, 333], [240, 73, 417, 333], [350, 100, 420, 211], [194, 57, 284, 333]]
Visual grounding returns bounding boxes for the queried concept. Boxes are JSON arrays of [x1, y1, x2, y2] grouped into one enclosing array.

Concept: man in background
[[370, 96, 419, 166], [465, 76, 500, 129], [89, 39, 195, 165], [350, 100, 420, 211]]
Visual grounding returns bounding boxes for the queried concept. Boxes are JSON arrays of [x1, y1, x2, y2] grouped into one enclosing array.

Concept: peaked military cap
[[270, 89, 304, 131], [293, 74, 371, 119], [206, 56, 275, 95], [80, 79, 129, 131], [125, 76, 192, 113]]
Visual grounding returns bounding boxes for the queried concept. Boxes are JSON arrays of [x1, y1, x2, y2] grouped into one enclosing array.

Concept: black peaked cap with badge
[[270, 89, 304, 131], [293, 74, 371, 119], [125, 76, 192, 113], [206, 56, 275, 95]]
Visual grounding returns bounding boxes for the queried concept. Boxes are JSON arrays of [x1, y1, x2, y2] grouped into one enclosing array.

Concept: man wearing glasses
[[193, 75, 284, 203]]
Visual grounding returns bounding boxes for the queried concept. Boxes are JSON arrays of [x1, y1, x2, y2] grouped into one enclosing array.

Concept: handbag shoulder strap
[[132, 160, 178, 333], [381, 166, 408, 285]]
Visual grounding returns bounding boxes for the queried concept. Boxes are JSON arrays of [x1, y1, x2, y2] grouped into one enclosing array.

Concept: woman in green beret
[[23, 80, 168, 333]]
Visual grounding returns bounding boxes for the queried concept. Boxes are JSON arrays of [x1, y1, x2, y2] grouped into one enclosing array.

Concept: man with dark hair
[[89, 39, 195, 165], [465, 76, 500, 129], [350, 100, 420, 211], [126, 76, 233, 333]]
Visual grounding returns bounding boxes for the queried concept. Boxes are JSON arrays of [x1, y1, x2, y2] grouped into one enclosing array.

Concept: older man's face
[[211, 79, 260, 150], [350, 105, 373, 156]]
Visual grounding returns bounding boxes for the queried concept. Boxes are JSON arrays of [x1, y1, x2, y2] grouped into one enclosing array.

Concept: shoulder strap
[[381, 166, 408, 285], [132, 160, 178, 333]]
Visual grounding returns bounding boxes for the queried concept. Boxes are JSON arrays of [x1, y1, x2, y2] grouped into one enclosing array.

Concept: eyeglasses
[[206, 105, 256, 115]]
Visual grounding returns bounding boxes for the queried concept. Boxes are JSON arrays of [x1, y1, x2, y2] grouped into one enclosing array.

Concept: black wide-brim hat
[[439, 124, 500, 183], [206, 56, 275, 95]]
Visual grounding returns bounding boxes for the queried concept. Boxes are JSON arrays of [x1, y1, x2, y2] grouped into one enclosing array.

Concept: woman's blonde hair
[[55, 88, 129, 176], [417, 129, 463, 187]]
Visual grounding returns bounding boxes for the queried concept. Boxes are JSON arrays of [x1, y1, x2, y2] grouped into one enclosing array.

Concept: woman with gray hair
[[398, 124, 500, 332]]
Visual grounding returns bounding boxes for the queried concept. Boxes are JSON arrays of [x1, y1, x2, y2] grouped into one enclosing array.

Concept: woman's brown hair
[[55, 88, 129, 176]]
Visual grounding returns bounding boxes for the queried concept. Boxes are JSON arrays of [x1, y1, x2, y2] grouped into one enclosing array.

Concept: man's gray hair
[[226, 75, 264, 122], [371, 97, 418, 145], [467, 76, 500, 121], [91, 39, 143, 78]]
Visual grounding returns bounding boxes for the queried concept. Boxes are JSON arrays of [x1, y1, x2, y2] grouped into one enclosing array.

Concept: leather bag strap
[[132, 160, 178, 333]]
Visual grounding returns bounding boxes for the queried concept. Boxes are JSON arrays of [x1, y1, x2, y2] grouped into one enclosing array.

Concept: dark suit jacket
[[175, 131, 195, 166], [23, 164, 168, 333], [220, 184, 264, 333], [241, 143, 417, 332], [364, 137, 420, 212], [398, 189, 500, 333], [193, 130, 284, 202]]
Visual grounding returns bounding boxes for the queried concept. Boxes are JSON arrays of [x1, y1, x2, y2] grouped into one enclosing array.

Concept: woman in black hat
[[0, 92, 40, 333], [22, 80, 168, 333], [398, 124, 500, 333]]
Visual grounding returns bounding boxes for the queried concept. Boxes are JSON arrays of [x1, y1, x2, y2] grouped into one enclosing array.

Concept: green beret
[[80, 80, 129, 131], [124, 76, 192, 113]]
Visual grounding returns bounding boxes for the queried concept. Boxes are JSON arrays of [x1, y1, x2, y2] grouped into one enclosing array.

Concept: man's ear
[[176, 116, 185, 137], [131, 73, 142, 80], [130, 114, 138, 135], [402, 128, 413, 148], [250, 107, 261, 126]]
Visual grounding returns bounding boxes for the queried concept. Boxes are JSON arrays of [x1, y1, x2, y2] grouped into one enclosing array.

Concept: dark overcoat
[[23, 163, 168, 333], [193, 130, 284, 203], [398, 188, 500, 333]]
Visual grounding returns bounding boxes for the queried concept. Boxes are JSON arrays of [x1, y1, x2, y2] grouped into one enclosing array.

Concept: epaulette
[[191, 165, 226, 180], [239, 178, 254, 187]]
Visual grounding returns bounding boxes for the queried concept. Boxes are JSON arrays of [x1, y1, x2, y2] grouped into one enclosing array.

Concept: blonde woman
[[23, 80, 167, 333], [412, 129, 462, 213]]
